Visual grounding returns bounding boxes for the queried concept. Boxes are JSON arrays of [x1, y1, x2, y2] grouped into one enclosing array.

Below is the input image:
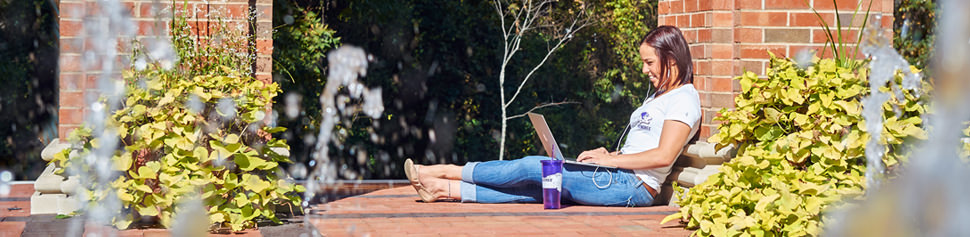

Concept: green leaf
[[146, 161, 161, 173], [209, 212, 226, 223], [158, 93, 175, 106], [132, 104, 147, 117], [137, 166, 156, 179], [753, 126, 783, 141], [138, 205, 159, 216], [225, 173, 239, 189], [788, 88, 805, 104], [133, 181, 153, 193], [242, 174, 271, 193], [790, 113, 807, 126], [755, 194, 778, 211], [234, 154, 269, 171], [113, 216, 133, 229], [234, 193, 250, 207], [146, 78, 164, 91], [264, 127, 287, 134], [661, 212, 683, 225], [193, 146, 209, 162], [820, 92, 833, 108], [729, 123, 743, 138], [764, 108, 784, 123], [114, 153, 133, 171], [225, 134, 240, 144], [241, 205, 259, 221], [834, 100, 860, 115]]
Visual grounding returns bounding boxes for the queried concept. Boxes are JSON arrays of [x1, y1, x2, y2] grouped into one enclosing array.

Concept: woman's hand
[[577, 147, 617, 165]]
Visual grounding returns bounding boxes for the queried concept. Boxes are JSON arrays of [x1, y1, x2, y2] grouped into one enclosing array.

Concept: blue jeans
[[459, 156, 654, 207]]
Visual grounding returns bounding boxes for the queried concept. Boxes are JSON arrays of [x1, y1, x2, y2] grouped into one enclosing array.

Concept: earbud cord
[[614, 71, 668, 151], [592, 166, 613, 188], [594, 70, 669, 189]]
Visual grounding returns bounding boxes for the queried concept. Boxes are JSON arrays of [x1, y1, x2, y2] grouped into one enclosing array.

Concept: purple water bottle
[[541, 159, 564, 209]]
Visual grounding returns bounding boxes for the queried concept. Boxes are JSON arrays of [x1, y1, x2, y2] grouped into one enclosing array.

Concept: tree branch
[[493, 0, 507, 39], [505, 11, 591, 107], [507, 101, 581, 120]]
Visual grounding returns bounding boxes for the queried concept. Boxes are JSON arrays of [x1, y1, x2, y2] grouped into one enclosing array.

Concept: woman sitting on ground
[[404, 25, 700, 207]]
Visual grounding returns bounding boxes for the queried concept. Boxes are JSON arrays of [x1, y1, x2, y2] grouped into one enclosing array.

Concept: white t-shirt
[[620, 84, 700, 191]]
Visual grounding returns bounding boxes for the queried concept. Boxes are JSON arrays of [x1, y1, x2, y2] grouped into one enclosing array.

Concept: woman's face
[[639, 44, 677, 91]]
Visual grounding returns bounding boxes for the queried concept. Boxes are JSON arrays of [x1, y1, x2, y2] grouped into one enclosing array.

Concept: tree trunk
[[499, 73, 507, 160]]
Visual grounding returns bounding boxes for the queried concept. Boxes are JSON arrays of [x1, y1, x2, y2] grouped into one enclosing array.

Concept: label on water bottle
[[542, 173, 562, 192]]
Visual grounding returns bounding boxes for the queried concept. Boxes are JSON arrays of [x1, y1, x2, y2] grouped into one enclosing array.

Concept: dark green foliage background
[[0, 0, 942, 180], [0, 0, 59, 180], [893, 0, 936, 69], [272, 0, 659, 179]]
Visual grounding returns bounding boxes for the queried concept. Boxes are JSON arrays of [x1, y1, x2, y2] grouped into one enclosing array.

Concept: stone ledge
[[675, 141, 736, 169], [30, 192, 77, 215], [40, 138, 70, 162], [655, 142, 737, 206]]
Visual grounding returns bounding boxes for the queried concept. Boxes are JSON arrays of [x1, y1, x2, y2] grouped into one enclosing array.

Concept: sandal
[[404, 158, 436, 202]]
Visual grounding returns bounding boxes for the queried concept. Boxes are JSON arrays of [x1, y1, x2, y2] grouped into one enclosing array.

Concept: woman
[[404, 26, 700, 206]]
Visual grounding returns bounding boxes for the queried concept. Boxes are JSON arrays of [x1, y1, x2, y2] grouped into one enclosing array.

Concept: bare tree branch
[[493, 0, 589, 160], [507, 101, 581, 120], [505, 10, 591, 107]]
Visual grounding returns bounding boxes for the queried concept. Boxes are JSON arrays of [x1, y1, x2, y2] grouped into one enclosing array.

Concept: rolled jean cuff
[[459, 162, 479, 203], [461, 161, 479, 184], [460, 181, 477, 203]]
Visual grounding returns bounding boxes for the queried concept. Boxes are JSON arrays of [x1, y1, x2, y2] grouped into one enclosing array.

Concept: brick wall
[[57, 0, 272, 140], [658, 0, 894, 140]]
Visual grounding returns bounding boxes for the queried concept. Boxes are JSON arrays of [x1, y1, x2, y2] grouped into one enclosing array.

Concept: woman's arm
[[577, 120, 692, 170]]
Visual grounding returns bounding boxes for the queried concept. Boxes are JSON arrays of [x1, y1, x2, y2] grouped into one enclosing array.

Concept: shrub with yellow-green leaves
[[52, 66, 303, 231], [663, 53, 931, 236]]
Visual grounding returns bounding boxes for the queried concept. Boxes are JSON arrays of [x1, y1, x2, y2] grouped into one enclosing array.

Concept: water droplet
[[133, 57, 147, 70], [171, 196, 207, 236], [357, 150, 368, 164], [304, 134, 316, 146], [91, 102, 104, 113], [290, 163, 307, 179], [216, 98, 236, 120], [0, 170, 11, 196], [283, 15, 294, 25], [285, 93, 302, 119], [794, 48, 815, 69], [186, 95, 204, 114], [0, 171, 12, 182]]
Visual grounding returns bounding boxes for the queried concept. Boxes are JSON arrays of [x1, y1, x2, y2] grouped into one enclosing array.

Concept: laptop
[[527, 113, 617, 169]]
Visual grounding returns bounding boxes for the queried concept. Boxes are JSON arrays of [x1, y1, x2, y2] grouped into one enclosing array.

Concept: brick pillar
[[658, 0, 893, 140], [57, 0, 272, 140]]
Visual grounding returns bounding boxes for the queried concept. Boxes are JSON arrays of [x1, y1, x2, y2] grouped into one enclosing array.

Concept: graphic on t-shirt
[[635, 111, 653, 130]]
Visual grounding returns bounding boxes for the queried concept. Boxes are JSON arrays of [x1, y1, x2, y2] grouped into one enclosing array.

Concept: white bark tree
[[493, 0, 590, 160]]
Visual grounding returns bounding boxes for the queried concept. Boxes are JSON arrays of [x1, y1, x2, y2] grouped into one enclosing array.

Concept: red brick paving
[[0, 184, 31, 237], [309, 186, 693, 236], [3, 183, 695, 236]]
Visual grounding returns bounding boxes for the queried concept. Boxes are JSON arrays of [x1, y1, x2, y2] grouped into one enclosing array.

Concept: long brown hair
[[640, 25, 693, 93]]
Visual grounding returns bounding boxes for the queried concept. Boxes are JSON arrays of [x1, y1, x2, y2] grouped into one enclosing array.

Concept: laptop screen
[[527, 113, 565, 160]]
